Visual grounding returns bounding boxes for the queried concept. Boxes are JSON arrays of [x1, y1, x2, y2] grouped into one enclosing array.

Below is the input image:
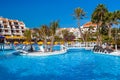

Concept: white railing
[[65, 42, 96, 50], [2, 32, 12, 35]]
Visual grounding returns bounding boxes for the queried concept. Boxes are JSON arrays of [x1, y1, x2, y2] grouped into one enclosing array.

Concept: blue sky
[[0, 0, 120, 28]]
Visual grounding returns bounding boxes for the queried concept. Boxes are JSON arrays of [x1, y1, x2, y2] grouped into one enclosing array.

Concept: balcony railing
[[11, 28, 21, 30], [13, 32, 22, 35], [3, 23, 8, 25], [4, 27, 11, 29], [2, 32, 12, 35]]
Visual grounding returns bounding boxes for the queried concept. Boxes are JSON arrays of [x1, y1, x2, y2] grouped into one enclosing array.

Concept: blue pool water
[[0, 49, 120, 80]]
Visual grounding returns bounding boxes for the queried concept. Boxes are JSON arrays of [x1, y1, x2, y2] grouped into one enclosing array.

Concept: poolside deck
[[109, 50, 120, 56], [21, 50, 67, 56]]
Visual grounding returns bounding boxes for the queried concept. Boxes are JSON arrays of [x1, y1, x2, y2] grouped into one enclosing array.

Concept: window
[[16, 30, 19, 33], [0, 29, 2, 32], [0, 24, 3, 28], [5, 30, 8, 32], [14, 22, 18, 25], [4, 25, 8, 28], [3, 21, 7, 23], [15, 26, 19, 29]]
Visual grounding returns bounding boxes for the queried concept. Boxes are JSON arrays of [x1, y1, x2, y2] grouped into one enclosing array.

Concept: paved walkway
[[109, 50, 120, 56]]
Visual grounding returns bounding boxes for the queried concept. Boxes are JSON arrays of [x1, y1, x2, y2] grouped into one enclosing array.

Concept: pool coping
[[20, 50, 67, 56]]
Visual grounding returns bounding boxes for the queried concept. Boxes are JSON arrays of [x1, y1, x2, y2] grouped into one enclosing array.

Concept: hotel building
[[0, 17, 26, 40], [81, 22, 97, 33], [56, 22, 97, 39], [56, 28, 80, 39]]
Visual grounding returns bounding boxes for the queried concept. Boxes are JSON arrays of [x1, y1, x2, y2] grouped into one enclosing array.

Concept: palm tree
[[39, 25, 50, 52], [24, 29, 32, 44], [113, 10, 120, 51], [73, 7, 86, 42], [32, 28, 40, 43], [60, 29, 75, 42], [88, 26, 94, 41], [113, 10, 120, 24], [104, 11, 120, 41], [83, 30, 90, 47], [91, 4, 108, 46], [49, 21, 59, 52], [61, 29, 69, 42], [104, 12, 114, 38], [24, 29, 33, 51]]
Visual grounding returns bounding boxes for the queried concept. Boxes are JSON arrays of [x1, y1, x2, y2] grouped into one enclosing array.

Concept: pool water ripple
[[0, 49, 120, 80]]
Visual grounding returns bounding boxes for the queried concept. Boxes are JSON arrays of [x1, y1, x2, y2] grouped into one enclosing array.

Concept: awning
[[23, 41, 34, 44], [38, 41, 43, 45], [14, 41, 19, 44], [54, 42, 59, 45], [5, 36, 25, 39], [47, 42, 51, 45], [60, 41, 64, 44], [68, 42, 72, 44], [74, 38, 79, 41]]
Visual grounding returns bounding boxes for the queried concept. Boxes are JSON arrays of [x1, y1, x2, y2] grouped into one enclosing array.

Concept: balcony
[[0, 25, 3, 29], [3, 23, 8, 25], [13, 32, 22, 36], [21, 30, 24, 32], [2, 32, 12, 35], [19, 22, 25, 26], [9, 22, 15, 26], [14, 22, 19, 26], [4, 27, 11, 29], [20, 26, 25, 30], [12, 27, 21, 30], [0, 32, 3, 34], [3, 21, 7, 24]]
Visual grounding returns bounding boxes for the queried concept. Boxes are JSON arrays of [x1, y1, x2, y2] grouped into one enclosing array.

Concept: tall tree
[[49, 21, 59, 52], [113, 10, 120, 51], [88, 26, 94, 41], [24, 29, 33, 51], [104, 12, 114, 38], [61, 29, 75, 42], [113, 10, 120, 24], [32, 28, 40, 43], [91, 4, 108, 46], [73, 7, 86, 42], [24, 29, 32, 44], [39, 25, 50, 52]]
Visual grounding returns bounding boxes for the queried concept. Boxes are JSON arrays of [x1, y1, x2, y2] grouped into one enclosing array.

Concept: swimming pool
[[0, 49, 120, 80]]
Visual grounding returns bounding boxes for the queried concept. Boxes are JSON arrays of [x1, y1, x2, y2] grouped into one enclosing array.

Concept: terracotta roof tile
[[83, 22, 97, 28]]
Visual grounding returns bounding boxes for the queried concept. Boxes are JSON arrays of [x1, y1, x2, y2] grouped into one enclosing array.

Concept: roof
[[0, 17, 8, 21], [83, 22, 97, 28]]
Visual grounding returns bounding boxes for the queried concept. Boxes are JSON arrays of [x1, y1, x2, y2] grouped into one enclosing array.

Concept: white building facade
[[56, 22, 97, 39], [56, 28, 80, 39], [0, 17, 26, 37], [80, 22, 97, 33]]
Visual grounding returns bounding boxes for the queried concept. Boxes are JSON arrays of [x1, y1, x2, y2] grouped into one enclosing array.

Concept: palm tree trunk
[[44, 38, 47, 52], [96, 24, 102, 46], [50, 36, 54, 52], [108, 25, 112, 38], [99, 34, 102, 46], [78, 21, 85, 42], [96, 24, 99, 45], [85, 35, 87, 47]]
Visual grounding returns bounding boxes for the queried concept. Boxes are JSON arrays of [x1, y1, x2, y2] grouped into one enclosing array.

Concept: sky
[[0, 0, 120, 28]]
